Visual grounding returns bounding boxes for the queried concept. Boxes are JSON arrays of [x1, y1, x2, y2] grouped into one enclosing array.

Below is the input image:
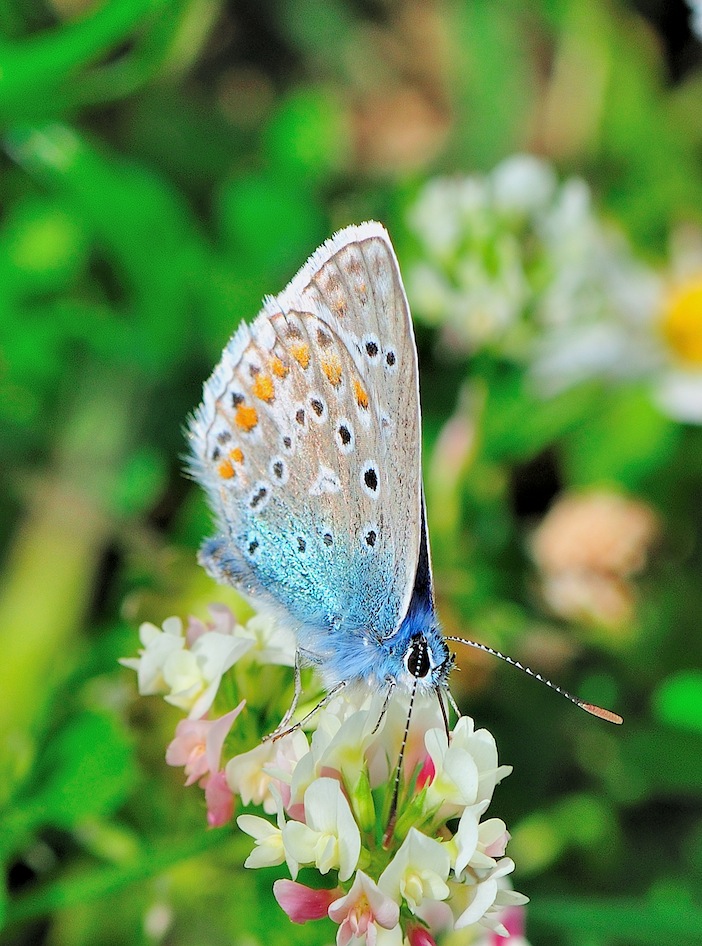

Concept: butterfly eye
[[405, 636, 430, 678]]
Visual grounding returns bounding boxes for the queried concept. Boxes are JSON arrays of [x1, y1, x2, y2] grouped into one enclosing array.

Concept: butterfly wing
[[189, 222, 423, 669]]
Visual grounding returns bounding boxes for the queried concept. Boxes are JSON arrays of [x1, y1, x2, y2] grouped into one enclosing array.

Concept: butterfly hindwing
[[189, 222, 423, 669]]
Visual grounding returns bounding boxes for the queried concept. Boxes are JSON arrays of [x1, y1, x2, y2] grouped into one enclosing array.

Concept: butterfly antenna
[[444, 636, 622, 724], [383, 676, 418, 849]]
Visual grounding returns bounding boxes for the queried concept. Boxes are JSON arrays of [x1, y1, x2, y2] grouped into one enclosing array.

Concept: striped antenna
[[444, 636, 623, 725]]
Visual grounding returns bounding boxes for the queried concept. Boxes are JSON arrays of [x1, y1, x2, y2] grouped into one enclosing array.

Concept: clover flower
[[406, 155, 652, 364], [121, 606, 301, 824], [407, 157, 702, 427], [122, 607, 525, 941], [236, 686, 526, 943]]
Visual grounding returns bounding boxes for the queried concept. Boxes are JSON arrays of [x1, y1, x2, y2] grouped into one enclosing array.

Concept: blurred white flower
[[532, 218, 702, 425], [689, 0, 702, 41], [408, 157, 702, 425], [406, 156, 651, 363], [491, 154, 557, 215]]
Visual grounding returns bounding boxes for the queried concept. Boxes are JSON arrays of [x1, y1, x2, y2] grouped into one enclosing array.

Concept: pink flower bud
[[205, 771, 234, 827], [273, 880, 339, 924], [407, 923, 438, 946], [416, 754, 436, 791]]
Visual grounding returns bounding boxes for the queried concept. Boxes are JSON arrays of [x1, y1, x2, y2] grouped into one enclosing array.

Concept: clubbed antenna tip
[[580, 702, 623, 725]]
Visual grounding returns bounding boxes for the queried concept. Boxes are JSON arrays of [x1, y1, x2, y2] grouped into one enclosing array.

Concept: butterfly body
[[189, 222, 451, 698]]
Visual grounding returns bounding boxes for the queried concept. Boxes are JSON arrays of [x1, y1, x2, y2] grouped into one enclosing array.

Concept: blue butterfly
[[188, 222, 621, 737]]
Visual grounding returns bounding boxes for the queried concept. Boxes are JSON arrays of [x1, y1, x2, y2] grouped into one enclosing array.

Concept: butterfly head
[[401, 626, 454, 692]]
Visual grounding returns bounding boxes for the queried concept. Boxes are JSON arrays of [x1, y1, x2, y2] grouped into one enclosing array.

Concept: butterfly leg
[[371, 677, 396, 734], [268, 681, 347, 742], [263, 649, 303, 742], [445, 684, 461, 722]]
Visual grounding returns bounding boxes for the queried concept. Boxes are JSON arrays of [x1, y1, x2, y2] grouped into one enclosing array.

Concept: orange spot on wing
[[252, 373, 275, 402], [229, 447, 244, 464], [290, 343, 310, 369], [353, 378, 369, 410], [235, 404, 258, 431], [332, 298, 347, 317], [218, 459, 235, 479], [269, 356, 289, 379], [321, 355, 342, 387]]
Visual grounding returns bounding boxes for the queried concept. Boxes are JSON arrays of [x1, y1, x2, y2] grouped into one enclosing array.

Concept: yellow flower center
[[660, 277, 702, 366]]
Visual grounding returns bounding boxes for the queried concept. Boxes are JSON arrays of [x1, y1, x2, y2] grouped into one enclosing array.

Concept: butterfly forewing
[[190, 222, 423, 666]]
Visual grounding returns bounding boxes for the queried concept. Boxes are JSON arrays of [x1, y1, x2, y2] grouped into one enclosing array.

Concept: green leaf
[[263, 88, 350, 181], [5, 828, 238, 927], [25, 712, 137, 831], [529, 895, 702, 944], [653, 671, 702, 735], [563, 387, 680, 487]]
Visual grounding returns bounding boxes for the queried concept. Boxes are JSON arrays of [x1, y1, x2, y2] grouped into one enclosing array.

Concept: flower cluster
[[122, 607, 527, 943], [120, 605, 298, 826], [406, 156, 702, 424]]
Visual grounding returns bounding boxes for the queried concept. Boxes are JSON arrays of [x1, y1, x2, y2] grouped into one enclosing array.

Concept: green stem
[[0, 366, 139, 801]]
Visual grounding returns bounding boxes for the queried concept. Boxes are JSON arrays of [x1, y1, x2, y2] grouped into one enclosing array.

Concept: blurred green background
[[1, 1, 702, 944]]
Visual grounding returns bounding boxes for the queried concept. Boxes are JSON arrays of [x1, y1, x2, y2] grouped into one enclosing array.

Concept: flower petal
[[273, 880, 338, 923]]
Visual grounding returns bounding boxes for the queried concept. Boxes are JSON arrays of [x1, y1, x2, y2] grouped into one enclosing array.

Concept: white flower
[[655, 368, 702, 423], [120, 616, 253, 717], [282, 777, 361, 881], [446, 802, 483, 879], [379, 828, 450, 914], [238, 788, 297, 876], [328, 871, 401, 946], [234, 613, 296, 667], [423, 716, 511, 816], [227, 732, 307, 814], [491, 154, 557, 216], [454, 858, 528, 933], [164, 630, 253, 718], [120, 617, 185, 695]]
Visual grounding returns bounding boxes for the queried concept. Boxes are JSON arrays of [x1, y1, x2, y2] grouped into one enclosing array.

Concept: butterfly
[[188, 222, 622, 739]]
